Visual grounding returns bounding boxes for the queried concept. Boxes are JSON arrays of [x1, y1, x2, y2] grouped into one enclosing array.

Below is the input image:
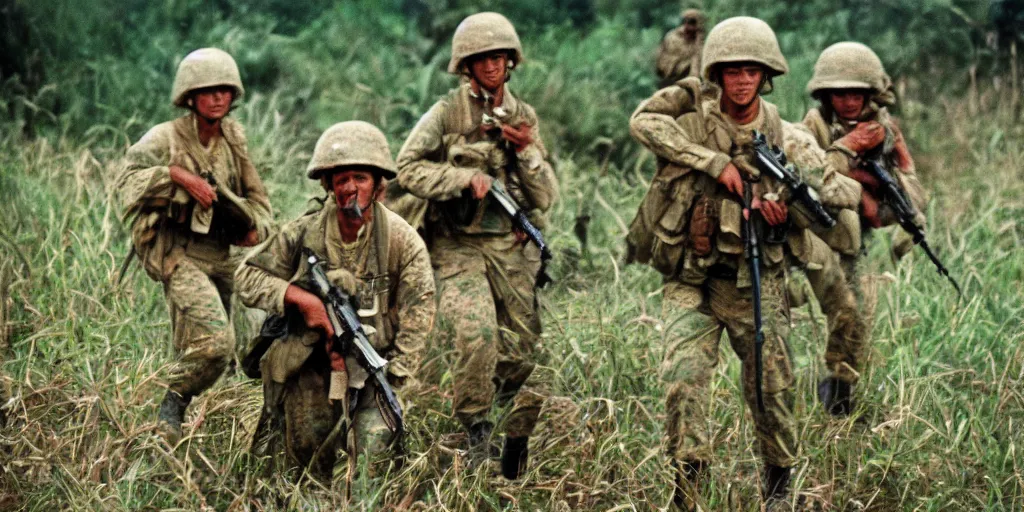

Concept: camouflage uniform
[[114, 48, 272, 440], [395, 13, 558, 475], [236, 122, 435, 477], [802, 42, 928, 396], [656, 9, 706, 88], [629, 16, 850, 504]]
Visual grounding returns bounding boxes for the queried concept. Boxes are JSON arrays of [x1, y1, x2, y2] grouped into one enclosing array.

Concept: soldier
[[655, 9, 706, 88], [235, 121, 435, 478], [115, 48, 273, 443], [628, 16, 856, 507], [395, 12, 558, 479], [801, 42, 928, 414]]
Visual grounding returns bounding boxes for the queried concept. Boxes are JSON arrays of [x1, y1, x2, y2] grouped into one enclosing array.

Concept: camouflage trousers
[[162, 255, 238, 397], [661, 274, 796, 468], [434, 235, 547, 439], [789, 229, 868, 386], [253, 351, 398, 479]]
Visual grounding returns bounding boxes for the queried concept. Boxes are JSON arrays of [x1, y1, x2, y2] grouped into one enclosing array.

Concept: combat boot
[[762, 464, 791, 505], [817, 377, 852, 417], [501, 435, 529, 479], [671, 459, 706, 511], [157, 390, 191, 444], [466, 421, 496, 468]]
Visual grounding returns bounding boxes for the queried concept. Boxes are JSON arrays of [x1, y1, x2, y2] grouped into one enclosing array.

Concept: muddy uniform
[[631, 80, 799, 470], [237, 199, 434, 474], [115, 49, 272, 432], [237, 121, 435, 477], [397, 80, 558, 441], [802, 42, 928, 398]]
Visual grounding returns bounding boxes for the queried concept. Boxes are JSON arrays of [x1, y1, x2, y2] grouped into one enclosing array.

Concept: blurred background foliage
[[1, 0, 1019, 167]]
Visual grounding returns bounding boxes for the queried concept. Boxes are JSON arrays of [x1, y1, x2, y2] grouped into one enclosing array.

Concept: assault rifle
[[751, 131, 836, 229], [304, 249, 404, 443], [864, 160, 964, 300], [742, 182, 767, 413], [489, 180, 554, 288]]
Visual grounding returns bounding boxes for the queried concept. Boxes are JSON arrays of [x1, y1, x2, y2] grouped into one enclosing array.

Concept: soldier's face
[[830, 90, 869, 120], [720, 65, 763, 107], [468, 51, 508, 91], [192, 86, 234, 120], [330, 168, 377, 214]]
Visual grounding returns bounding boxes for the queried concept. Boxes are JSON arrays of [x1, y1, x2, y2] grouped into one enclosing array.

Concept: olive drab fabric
[[798, 42, 930, 385], [397, 34, 558, 437], [700, 16, 788, 81], [655, 9, 705, 86], [236, 199, 435, 473], [171, 48, 245, 108], [116, 114, 273, 281], [307, 121, 398, 180], [447, 12, 524, 74], [114, 48, 272, 406], [629, 27, 803, 469]]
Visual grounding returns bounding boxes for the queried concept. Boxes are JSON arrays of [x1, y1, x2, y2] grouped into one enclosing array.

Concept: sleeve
[[234, 218, 305, 316], [514, 106, 559, 213], [234, 137, 275, 241], [115, 125, 179, 218], [396, 100, 479, 201], [782, 121, 862, 209], [629, 84, 731, 178], [387, 223, 436, 381]]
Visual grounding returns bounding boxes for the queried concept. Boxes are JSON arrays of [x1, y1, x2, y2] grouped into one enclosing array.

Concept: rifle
[[864, 160, 965, 300], [489, 180, 554, 288], [742, 182, 767, 413], [751, 131, 836, 229], [303, 249, 404, 444]]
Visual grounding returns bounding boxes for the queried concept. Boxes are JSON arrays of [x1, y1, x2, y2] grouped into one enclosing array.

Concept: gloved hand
[[835, 121, 885, 155]]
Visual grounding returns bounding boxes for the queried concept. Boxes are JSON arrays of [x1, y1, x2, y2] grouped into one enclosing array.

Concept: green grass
[[1, 5, 1023, 511]]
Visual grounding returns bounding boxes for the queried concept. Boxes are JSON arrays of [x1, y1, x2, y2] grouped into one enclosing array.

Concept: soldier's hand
[[284, 285, 335, 337], [169, 165, 216, 209], [237, 229, 261, 247], [501, 123, 533, 152], [717, 162, 744, 197], [469, 173, 493, 200], [837, 121, 885, 154], [847, 168, 880, 191], [860, 189, 882, 228], [760, 199, 788, 226]]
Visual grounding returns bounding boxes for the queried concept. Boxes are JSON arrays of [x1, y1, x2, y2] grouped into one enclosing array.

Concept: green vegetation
[[1, 1, 1022, 510]]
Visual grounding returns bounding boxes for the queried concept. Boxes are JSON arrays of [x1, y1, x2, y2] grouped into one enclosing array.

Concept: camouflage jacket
[[235, 199, 435, 385], [802, 106, 928, 221], [114, 114, 273, 281], [628, 79, 859, 284], [396, 83, 558, 238]]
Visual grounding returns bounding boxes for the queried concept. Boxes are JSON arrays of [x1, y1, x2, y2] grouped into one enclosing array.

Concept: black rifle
[[864, 160, 965, 300], [303, 249, 404, 443], [489, 180, 554, 288], [742, 182, 767, 413], [751, 131, 836, 229]]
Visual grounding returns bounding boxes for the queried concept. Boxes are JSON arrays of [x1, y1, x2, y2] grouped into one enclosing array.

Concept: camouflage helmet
[[701, 16, 788, 81], [447, 12, 524, 74], [807, 42, 888, 96], [307, 121, 398, 180], [171, 48, 244, 108]]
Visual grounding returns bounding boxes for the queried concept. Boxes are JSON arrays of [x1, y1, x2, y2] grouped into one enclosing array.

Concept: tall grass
[[1, 3, 1022, 511]]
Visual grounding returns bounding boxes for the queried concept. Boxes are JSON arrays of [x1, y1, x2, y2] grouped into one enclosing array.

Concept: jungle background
[[1, 0, 1023, 510]]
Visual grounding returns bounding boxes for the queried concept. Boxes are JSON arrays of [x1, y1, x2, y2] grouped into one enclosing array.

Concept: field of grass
[[1, 3, 1022, 511]]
